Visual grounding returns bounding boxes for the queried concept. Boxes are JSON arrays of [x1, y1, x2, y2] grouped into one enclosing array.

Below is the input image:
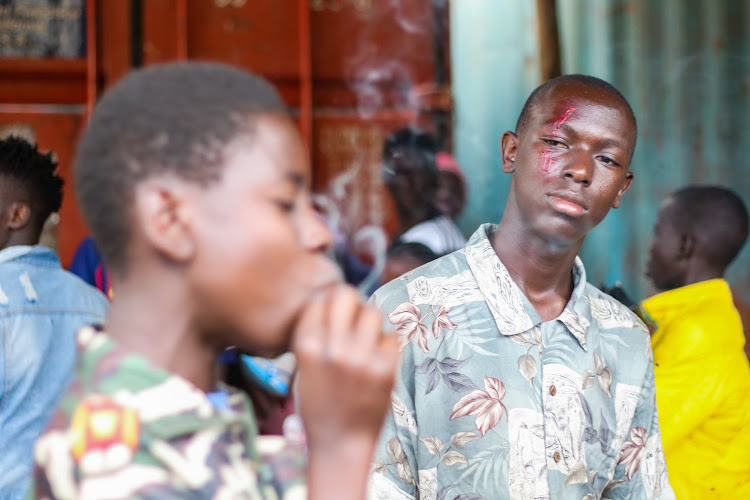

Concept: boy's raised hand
[[292, 284, 400, 499]]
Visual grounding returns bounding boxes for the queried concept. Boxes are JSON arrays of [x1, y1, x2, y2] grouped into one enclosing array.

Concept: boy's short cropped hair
[[75, 62, 287, 273], [0, 136, 64, 231], [671, 185, 749, 269]]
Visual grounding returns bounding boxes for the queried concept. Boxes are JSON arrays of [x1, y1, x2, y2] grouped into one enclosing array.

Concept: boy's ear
[[7, 202, 31, 230], [134, 179, 195, 263], [500, 131, 519, 173], [611, 171, 634, 209]]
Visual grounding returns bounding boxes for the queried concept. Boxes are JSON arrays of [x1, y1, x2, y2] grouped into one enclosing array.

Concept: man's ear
[[500, 131, 519, 173], [7, 202, 31, 230], [679, 233, 695, 260], [133, 179, 195, 263], [611, 171, 634, 209]]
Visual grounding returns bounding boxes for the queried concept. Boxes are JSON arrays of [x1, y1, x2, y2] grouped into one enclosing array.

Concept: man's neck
[[491, 219, 583, 321], [105, 271, 219, 392], [683, 265, 724, 288], [3, 229, 40, 249]]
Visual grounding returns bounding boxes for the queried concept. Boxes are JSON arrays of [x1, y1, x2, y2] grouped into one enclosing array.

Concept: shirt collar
[[464, 224, 591, 351], [0, 245, 37, 264]]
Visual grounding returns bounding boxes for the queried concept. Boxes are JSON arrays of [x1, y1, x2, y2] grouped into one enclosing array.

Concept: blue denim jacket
[[0, 245, 108, 499]]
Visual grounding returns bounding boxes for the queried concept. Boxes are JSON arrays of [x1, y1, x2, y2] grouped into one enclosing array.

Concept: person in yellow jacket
[[642, 185, 750, 498]]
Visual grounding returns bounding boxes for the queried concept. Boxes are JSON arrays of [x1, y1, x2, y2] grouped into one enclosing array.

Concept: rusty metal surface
[[2, 0, 451, 260], [177, 0, 448, 244]]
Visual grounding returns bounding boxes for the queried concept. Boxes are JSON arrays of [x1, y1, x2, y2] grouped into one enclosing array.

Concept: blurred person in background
[[69, 235, 113, 299], [641, 185, 750, 499], [0, 137, 108, 499], [434, 152, 467, 221], [382, 127, 465, 255]]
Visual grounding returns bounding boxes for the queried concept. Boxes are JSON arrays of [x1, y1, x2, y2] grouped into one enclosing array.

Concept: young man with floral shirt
[[368, 75, 675, 500]]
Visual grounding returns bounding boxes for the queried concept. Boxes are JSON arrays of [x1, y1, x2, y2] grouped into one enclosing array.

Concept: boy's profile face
[[646, 198, 686, 291], [502, 83, 636, 244], [187, 113, 341, 356]]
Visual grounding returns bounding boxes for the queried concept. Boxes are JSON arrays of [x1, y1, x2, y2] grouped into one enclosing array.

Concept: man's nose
[[562, 152, 593, 186]]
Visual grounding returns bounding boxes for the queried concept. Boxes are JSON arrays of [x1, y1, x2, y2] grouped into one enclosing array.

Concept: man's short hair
[[0, 136, 64, 232], [670, 185, 749, 270], [75, 62, 287, 273], [515, 74, 637, 141]]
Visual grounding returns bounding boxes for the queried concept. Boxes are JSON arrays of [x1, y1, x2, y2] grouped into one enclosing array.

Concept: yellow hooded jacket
[[642, 279, 750, 498]]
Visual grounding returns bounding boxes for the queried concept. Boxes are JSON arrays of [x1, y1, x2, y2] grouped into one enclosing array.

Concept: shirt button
[[549, 385, 557, 396], [553, 451, 561, 463]]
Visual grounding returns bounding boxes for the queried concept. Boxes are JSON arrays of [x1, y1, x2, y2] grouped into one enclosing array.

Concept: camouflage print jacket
[[32, 326, 306, 499]]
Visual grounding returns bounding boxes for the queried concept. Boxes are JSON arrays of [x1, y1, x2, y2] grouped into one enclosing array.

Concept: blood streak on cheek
[[541, 148, 556, 175]]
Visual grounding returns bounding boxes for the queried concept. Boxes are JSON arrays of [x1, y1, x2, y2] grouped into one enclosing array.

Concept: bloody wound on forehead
[[543, 106, 576, 173]]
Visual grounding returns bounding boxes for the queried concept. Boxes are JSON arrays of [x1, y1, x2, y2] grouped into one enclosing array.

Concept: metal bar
[[176, 0, 188, 60], [297, 0, 313, 154], [131, 0, 143, 68], [535, 0, 561, 81], [85, 0, 97, 116]]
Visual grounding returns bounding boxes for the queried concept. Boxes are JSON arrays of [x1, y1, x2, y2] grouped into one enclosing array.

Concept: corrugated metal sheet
[[453, 0, 749, 301]]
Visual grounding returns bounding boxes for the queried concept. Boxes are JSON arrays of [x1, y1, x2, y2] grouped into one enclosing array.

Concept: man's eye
[[596, 155, 620, 167], [542, 139, 565, 147]]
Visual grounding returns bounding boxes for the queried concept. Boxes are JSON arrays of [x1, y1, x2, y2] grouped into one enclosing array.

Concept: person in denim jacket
[[0, 137, 108, 499]]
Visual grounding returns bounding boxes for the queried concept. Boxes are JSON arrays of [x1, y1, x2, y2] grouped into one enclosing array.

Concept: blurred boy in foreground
[[33, 62, 399, 499]]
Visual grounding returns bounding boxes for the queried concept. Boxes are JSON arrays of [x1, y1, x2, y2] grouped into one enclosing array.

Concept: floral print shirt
[[33, 327, 306, 499], [368, 225, 675, 500]]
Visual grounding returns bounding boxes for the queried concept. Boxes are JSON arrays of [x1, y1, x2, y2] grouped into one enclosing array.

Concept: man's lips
[[547, 192, 588, 217]]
